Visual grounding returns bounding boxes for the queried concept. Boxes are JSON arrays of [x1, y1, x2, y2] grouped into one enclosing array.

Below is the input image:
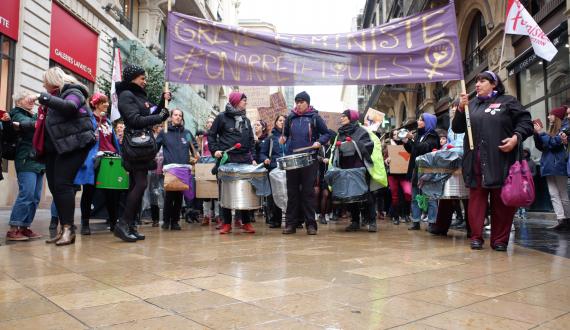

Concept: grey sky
[[238, 0, 366, 112]]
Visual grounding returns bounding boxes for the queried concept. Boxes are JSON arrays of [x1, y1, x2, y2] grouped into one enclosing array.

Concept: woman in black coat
[[116, 64, 169, 242], [335, 110, 376, 232], [453, 71, 532, 251], [30, 67, 96, 246]]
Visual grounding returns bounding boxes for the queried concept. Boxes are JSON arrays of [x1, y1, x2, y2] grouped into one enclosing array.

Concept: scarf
[[32, 104, 47, 159]]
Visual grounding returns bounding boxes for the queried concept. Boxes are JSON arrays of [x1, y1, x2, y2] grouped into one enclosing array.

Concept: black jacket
[[39, 84, 96, 155], [207, 103, 255, 163], [337, 122, 373, 169], [452, 94, 533, 188], [404, 130, 440, 184], [117, 81, 165, 171], [156, 124, 198, 165]]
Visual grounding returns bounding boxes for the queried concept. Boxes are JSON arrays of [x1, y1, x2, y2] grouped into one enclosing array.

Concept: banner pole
[[460, 80, 474, 150], [498, 28, 507, 74], [164, 0, 172, 133]]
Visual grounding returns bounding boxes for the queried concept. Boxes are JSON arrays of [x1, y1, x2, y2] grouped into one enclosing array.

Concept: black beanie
[[295, 91, 310, 104], [123, 64, 146, 83]]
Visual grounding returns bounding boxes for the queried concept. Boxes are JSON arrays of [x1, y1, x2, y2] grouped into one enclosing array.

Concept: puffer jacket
[[260, 127, 287, 169], [117, 81, 166, 171], [534, 124, 568, 177], [452, 93, 533, 188], [39, 84, 96, 155], [207, 103, 255, 163], [283, 106, 331, 155]]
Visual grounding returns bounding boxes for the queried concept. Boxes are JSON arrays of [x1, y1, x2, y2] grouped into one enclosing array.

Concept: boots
[[129, 225, 145, 240], [80, 219, 91, 235], [282, 224, 296, 234], [368, 220, 377, 232], [170, 219, 182, 231], [408, 222, 420, 230], [109, 219, 117, 232], [345, 221, 360, 232], [219, 224, 232, 234], [161, 217, 171, 230], [55, 225, 76, 246], [319, 214, 328, 225], [150, 205, 160, 227], [46, 228, 63, 244], [114, 219, 137, 242]]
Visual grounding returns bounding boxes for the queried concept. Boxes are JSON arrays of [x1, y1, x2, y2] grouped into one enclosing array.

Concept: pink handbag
[[501, 145, 535, 207]]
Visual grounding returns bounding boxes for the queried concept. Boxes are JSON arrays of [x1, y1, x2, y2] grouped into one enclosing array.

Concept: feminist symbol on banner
[[424, 39, 456, 79]]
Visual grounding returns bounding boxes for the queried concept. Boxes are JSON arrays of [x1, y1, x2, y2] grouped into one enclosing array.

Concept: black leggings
[[45, 148, 90, 226], [163, 191, 183, 224], [122, 170, 148, 225], [80, 184, 119, 223]]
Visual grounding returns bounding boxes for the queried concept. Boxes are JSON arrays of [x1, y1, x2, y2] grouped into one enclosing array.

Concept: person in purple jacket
[[279, 91, 331, 235]]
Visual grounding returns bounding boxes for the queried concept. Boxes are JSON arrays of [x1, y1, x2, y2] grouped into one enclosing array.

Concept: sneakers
[[219, 224, 232, 234], [234, 219, 243, 228], [345, 222, 360, 232], [242, 223, 256, 234], [201, 216, 211, 226], [20, 228, 43, 239], [6, 229, 30, 241]]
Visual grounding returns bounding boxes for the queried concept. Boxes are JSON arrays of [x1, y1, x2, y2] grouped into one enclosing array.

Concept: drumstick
[[292, 145, 319, 153], [224, 143, 242, 153]]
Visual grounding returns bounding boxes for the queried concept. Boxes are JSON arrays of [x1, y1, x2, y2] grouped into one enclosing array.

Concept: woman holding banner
[[453, 71, 532, 251], [116, 64, 170, 242]]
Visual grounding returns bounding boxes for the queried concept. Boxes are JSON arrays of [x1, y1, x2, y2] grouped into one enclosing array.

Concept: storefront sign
[[50, 3, 98, 82], [0, 0, 20, 40], [166, 3, 464, 86]]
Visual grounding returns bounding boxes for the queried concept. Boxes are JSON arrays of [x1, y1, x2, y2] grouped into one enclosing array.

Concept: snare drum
[[277, 153, 314, 170]]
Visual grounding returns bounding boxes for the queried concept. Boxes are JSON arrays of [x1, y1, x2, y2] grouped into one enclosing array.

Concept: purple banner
[[166, 4, 463, 86]]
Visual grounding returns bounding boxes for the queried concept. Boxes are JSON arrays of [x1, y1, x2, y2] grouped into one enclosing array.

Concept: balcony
[[463, 46, 487, 79]]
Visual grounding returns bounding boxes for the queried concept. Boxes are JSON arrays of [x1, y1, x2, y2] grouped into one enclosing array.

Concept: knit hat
[[342, 109, 359, 122], [294, 91, 310, 104], [122, 64, 145, 83], [550, 105, 568, 120], [229, 91, 246, 107]]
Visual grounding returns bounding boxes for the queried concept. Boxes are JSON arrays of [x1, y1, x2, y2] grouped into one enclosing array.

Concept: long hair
[[549, 117, 562, 136], [43, 67, 86, 91], [170, 108, 185, 126], [274, 114, 286, 131]]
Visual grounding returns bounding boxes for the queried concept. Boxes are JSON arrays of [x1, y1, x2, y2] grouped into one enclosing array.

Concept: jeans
[[9, 171, 44, 227], [411, 186, 437, 223]]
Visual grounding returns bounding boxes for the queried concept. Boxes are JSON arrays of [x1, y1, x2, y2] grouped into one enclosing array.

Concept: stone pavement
[[0, 209, 569, 329]]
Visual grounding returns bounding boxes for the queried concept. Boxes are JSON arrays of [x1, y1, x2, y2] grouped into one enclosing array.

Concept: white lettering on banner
[[0, 17, 9, 28], [54, 48, 93, 75]]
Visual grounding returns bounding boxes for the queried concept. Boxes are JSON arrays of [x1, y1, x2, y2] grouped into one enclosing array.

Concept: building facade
[[0, 0, 239, 208]]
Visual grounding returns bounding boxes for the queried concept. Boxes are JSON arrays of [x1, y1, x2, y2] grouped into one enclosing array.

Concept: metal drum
[[277, 153, 314, 170], [441, 170, 469, 199], [219, 164, 266, 210]]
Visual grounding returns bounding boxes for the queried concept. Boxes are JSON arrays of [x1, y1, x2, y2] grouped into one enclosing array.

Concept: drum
[[441, 170, 469, 199], [95, 157, 129, 190], [219, 164, 267, 210], [277, 153, 314, 170]]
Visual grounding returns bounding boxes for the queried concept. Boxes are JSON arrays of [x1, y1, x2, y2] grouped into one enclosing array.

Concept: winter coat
[[283, 107, 331, 155], [254, 133, 268, 164], [452, 94, 533, 188], [74, 115, 121, 186], [260, 127, 287, 170], [524, 149, 537, 177], [9, 107, 45, 173], [156, 124, 198, 166], [207, 103, 255, 163], [336, 122, 373, 169], [39, 84, 96, 155], [534, 126, 568, 177], [404, 114, 440, 184], [117, 81, 165, 171]]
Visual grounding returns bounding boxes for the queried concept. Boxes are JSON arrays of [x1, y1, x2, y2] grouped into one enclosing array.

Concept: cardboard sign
[[194, 163, 218, 198], [318, 111, 342, 131], [240, 86, 270, 107], [365, 108, 385, 126], [258, 91, 289, 131], [194, 163, 217, 181], [387, 145, 410, 174], [246, 108, 260, 123]]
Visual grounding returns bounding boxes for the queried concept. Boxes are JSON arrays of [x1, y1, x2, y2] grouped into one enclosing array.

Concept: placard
[[387, 145, 410, 174], [318, 111, 342, 131], [240, 86, 270, 108], [246, 108, 260, 123]]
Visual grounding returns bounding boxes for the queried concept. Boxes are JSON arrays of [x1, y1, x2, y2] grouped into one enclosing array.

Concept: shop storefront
[[0, 0, 19, 111], [49, 2, 98, 92]]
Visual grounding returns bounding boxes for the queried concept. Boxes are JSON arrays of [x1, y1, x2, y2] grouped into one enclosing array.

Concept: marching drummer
[[279, 91, 331, 235], [208, 91, 256, 234]]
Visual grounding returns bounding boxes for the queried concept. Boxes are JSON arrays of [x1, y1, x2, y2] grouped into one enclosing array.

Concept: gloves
[[159, 108, 169, 121]]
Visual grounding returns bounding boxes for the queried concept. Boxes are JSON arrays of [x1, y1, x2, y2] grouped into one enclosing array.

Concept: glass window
[[49, 60, 94, 94], [0, 35, 15, 112], [519, 60, 545, 106], [524, 101, 547, 160], [464, 12, 487, 76], [546, 41, 570, 96]]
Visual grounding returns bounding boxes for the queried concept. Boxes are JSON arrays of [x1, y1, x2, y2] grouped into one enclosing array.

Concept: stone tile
[[98, 315, 207, 330], [534, 313, 570, 330], [152, 267, 218, 280], [398, 287, 489, 308], [25, 279, 112, 296], [421, 309, 533, 329], [301, 306, 409, 330], [118, 280, 201, 299], [353, 296, 451, 322], [0, 279, 25, 290], [0, 298, 61, 322], [241, 318, 325, 330], [391, 323, 445, 330], [0, 287, 42, 303], [0, 311, 87, 330], [444, 273, 546, 297], [181, 302, 286, 329], [304, 285, 384, 304], [251, 293, 344, 317], [146, 291, 240, 313], [19, 273, 90, 286], [68, 300, 171, 327], [462, 298, 567, 325], [499, 279, 570, 310], [182, 274, 254, 289], [209, 282, 289, 302], [47, 288, 138, 310], [260, 276, 333, 294]]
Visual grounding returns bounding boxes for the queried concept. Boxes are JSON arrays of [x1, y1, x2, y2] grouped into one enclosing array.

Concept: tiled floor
[[1, 211, 569, 329]]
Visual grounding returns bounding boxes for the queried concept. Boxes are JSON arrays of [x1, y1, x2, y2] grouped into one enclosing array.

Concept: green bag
[[95, 157, 129, 190], [415, 193, 429, 213]]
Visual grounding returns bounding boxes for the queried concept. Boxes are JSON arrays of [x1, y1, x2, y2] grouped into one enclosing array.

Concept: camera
[[561, 127, 570, 136]]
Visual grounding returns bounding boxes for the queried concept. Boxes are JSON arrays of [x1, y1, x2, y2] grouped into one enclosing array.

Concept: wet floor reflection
[[514, 219, 570, 258]]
